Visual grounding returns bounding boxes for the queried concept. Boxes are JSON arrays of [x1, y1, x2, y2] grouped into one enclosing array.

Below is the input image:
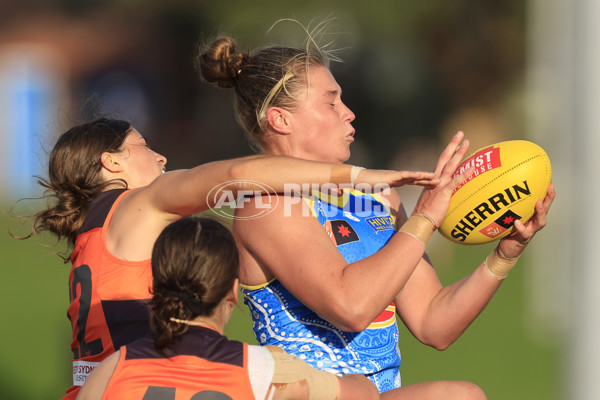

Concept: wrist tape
[[350, 166, 364, 186], [398, 213, 437, 247], [485, 247, 519, 280], [330, 165, 364, 187]]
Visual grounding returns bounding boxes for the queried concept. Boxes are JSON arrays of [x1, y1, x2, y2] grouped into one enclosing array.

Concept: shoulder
[[79, 189, 128, 234], [233, 193, 315, 237], [114, 170, 186, 215], [235, 192, 312, 216]]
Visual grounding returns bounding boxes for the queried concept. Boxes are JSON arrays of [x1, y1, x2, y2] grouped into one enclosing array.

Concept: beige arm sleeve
[[268, 346, 339, 400]]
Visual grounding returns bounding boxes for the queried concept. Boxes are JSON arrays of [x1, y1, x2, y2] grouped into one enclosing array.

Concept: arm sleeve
[[247, 345, 275, 400]]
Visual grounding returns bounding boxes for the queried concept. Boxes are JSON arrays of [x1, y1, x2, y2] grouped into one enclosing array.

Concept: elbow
[[412, 318, 464, 351], [347, 312, 375, 332], [337, 319, 371, 333], [312, 289, 384, 332], [415, 327, 459, 351], [432, 341, 452, 351], [423, 335, 457, 351], [228, 159, 273, 195], [324, 305, 377, 333], [228, 162, 247, 183], [228, 155, 266, 182]]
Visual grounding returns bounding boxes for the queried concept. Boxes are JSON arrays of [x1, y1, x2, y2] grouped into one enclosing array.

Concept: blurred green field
[[1, 206, 559, 399]]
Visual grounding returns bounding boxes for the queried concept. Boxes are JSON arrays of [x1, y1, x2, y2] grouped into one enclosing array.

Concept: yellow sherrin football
[[439, 140, 552, 245]]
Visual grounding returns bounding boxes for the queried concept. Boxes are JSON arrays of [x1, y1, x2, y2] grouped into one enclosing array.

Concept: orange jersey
[[63, 189, 153, 399], [103, 327, 254, 400]]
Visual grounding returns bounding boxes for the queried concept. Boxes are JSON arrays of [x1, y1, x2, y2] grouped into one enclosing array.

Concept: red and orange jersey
[[63, 189, 153, 399], [103, 327, 254, 400]]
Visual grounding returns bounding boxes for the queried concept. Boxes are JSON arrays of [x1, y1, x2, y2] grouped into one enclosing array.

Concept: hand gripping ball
[[439, 140, 552, 245]]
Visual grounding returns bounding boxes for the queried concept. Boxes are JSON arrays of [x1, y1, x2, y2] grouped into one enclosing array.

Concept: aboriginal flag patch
[[479, 209, 521, 239], [324, 220, 360, 246]]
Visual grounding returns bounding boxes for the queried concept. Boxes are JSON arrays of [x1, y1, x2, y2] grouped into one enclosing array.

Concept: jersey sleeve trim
[[240, 277, 278, 291]]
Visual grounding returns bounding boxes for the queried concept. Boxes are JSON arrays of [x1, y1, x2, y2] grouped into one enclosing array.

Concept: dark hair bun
[[197, 36, 248, 88]]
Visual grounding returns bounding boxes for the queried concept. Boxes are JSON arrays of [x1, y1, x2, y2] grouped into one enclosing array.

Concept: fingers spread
[[442, 139, 470, 177], [449, 164, 475, 192], [434, 131, 465, 175]]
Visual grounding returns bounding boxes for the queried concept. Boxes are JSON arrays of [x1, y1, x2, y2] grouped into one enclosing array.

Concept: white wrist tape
[[350, 166, 365, 187], [330, 165, 364, 188]]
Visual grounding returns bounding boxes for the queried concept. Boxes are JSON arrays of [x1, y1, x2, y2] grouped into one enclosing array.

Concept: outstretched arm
[[108, 155, 437, 261], [397, 184, 556, 350], [139, 155, 439, 218]]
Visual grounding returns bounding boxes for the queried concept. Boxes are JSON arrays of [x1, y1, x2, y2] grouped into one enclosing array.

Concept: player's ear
[[100, 152, 124, 173], [266, 107, 292, 135], [228, 278, 239, 305]]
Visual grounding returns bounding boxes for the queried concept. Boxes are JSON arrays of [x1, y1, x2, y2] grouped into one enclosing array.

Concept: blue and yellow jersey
[[242, 189, 402, 392]]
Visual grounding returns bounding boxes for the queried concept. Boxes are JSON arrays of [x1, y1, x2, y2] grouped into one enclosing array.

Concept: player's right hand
[[413, 131, 474, 228]]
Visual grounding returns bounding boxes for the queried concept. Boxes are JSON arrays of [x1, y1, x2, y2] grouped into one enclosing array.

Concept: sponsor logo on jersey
[[325, 220, 360, 246], [366, 215, 395, 233], [72, 360, 100, 386], [452, 146, 502, 194]]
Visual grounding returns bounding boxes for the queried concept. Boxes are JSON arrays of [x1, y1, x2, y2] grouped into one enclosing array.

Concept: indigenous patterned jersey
[[242, 189, 402, 392], [103, 327, 255, 400], [63, 189, 153, 399]]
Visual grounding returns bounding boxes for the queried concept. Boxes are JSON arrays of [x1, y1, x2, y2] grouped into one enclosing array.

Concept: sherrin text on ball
[[439, 140, 552, 245]]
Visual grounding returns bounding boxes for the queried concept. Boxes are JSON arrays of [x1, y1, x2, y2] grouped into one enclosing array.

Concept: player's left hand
[[497, 183, 556, 258]]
